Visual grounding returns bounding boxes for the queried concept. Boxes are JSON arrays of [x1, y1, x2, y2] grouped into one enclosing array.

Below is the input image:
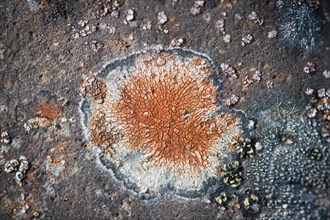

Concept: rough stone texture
[[0, 0, 329, 219]]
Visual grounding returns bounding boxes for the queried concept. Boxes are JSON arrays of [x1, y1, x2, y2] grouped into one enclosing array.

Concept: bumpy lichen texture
[[278, 0, 323, 51], [244, 106, 330, 219], [80, 49, 242, 197]]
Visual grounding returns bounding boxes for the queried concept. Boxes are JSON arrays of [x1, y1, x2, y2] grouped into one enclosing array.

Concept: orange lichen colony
[[113, 56, 238, 174], [27, 98, 62, 128], [81, 49, 242, 197], [36, 99, 61, 121]]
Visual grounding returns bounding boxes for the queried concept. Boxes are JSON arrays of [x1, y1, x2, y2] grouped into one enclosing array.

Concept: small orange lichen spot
[[51, 157, 63, 166], [55, 141, 69, 153], [50, 141, 68, 166], [36, 99, 61, 121], [80, 49, 243, 198]]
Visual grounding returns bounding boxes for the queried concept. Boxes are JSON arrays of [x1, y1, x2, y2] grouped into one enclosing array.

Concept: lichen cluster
[[244, 106, 330, 219], [80, 49, 242, 198]]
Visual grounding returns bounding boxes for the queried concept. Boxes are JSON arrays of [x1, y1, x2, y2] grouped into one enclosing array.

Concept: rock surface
[[0, 0, 329, 219]]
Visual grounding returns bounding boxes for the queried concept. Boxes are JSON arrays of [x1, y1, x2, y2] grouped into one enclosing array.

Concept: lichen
[[80, 49, 243, 198], [244, 105, 330, 219]]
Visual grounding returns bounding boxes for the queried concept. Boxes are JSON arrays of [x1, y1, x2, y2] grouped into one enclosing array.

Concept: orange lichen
[[47, 141, 68, 166], [50, 157, 63, 166], [89, 109, 118, 147], [54, 140, 69, 153], [81, 49, 243, 196], [227, 135, 242, 149], [81, 76, 107, 103], [36, 99, 61, 121], [112, 58, 237, 173]]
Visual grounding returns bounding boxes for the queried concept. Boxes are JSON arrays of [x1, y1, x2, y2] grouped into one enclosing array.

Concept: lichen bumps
[[245, 106, 330, 219], [80, 49, 242, 198], [278, 0, 323, 51]]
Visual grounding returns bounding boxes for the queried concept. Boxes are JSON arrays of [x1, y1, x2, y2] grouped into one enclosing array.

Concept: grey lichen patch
[[277, 0, 324, 51], [244, 104, 330, 219]]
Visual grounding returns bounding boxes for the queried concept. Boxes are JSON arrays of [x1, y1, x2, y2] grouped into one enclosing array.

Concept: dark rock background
[[0, 0, 329, 219]]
